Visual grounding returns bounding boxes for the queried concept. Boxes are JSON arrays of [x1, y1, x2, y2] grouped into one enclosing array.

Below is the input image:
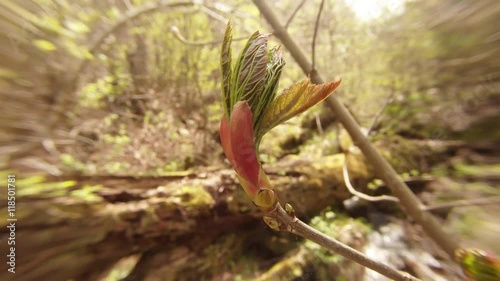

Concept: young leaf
[[256, 79, 341, 139], [238, 33, 270, 112], [230, 31, 258, 107], [253, 46, 285, 129], [231, 32, 270, 112], [230, 101, 260, 186], [456, 248, 500, 281], [221, 22, 233, 117]]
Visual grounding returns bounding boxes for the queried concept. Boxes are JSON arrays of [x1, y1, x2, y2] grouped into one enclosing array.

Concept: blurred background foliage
[[1, 0, 498, 175], [0, 0, 498, 280]]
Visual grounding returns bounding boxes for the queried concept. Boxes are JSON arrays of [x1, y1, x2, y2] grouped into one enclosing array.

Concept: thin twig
[[311, 0, 325, 72], [367, 91, 394, 136], [170, 26, 248, 46], [423, 196, 500, 211], [198, 5, 228, 23], [265, 203, 420, 281], [284, 0, 308, 29], [334, 122, 342, 153], [343, 158, 400, 203], [315, 113, 323, 134], [124, 0, 134, 10]]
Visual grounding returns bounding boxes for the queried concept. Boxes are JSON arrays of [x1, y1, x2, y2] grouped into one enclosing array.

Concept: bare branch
[[367, 91, 394, 136], [311, 0, 325, 72], [284, 0, 308, 29], [423, 196, 500, 211], [334, 122, 342, 153], [343, 158, 400, 203], [315, 113, 323, 134], [170, 26, 248, 46], [198, 5, 228, 23], [265, 203, 421, 281]]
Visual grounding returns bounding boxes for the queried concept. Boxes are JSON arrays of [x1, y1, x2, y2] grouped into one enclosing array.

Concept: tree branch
[[252, 0, 461, 258], [198, 5, 228, 23], [423, 196, 500, 211], [265, 203, 421, 281], [311, 0, 325, 72], [285, 0, 307, 29], [343, 157, 400, 203], [367, 91, 394, 136], [170, 25, 248, 46]]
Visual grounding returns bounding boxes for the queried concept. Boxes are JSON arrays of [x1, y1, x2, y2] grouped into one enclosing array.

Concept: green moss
[[306, 211, 370, 261], [60, 153, 88, 171], [431, 165, 448, 177], [103, 161, 130, 174], [171, 185, 214, 212], [453, 163, 500, 178], [255, 248, 310, 281], [16, 175, 77, 197], [312, 154, 344, 172], [233, 254, 261, 281], [70, 184, 103, 202], [158, 161, 182, 173], [462, 182, 500, 196]]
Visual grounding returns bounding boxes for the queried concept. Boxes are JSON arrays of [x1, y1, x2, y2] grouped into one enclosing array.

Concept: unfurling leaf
[[230, 101, 259, 187], [253, 46, 285, 129], [233, 32, 270, 114], [219, 22, 339, 211], [256, 79, 341, 140], [456, 248, 500, 281], [221, 22, 233, 117]]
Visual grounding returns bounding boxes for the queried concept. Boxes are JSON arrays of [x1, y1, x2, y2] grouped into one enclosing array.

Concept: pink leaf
[[230, 101, 260, 186]]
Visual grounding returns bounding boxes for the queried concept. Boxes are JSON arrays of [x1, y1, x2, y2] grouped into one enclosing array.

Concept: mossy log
[[0, 139, 466, 281]]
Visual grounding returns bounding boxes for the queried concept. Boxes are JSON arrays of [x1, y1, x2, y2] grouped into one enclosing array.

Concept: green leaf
[[253, 46, 285, 129], [66, 20, 90, 34], [457, 249, 500, 281], [231, 31, 270, 113], [238, 33, 269, 110], [221, 21, 233, 117], [33, 39, 57, 52], [256, 79, 341, 139]]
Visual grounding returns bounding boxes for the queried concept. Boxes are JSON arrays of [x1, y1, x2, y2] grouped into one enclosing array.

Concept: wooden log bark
[[0, 150, 375, 281]]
